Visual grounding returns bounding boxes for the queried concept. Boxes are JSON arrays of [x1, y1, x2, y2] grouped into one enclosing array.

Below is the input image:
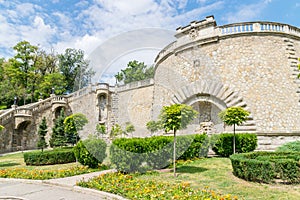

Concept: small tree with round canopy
[[159, 104, 198, 177], [218, 106, 250, 154]]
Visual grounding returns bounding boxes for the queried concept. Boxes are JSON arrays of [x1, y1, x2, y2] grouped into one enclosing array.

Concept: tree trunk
[[173, 130, 176, 177], [233, 124, 236, 154]]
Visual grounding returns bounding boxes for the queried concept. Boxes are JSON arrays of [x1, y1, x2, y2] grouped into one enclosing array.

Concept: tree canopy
[[114, 60, 154, 85], [218, 106, 250, 154], [0, 40, 94, 108]]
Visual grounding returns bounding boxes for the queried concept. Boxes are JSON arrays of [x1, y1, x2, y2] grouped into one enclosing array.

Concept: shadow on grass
[[0, 162, 20, 168], [176, 165, 208, 174]]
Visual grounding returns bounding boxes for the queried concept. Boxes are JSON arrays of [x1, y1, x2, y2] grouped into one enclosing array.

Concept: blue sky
[[0, 0, 299, 60]]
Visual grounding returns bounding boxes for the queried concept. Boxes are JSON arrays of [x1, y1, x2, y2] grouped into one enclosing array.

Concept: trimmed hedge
[[230, 151, 300, 183], [73, 137, 107, 168], [212, 133, 257, 157], [110, 134, 209, 173], [276, 140, 300, 152], [24, 148, 75, 166]]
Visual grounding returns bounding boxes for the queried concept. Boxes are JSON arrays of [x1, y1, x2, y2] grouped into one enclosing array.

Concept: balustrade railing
[[14, 108, 32, 116], [155, 21, 300, 63], [220, 23, 254, 34]]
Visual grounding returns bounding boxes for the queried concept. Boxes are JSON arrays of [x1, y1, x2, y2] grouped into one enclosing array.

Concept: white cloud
[[222, 0, 272, 23], [19, 16, 56, 50]]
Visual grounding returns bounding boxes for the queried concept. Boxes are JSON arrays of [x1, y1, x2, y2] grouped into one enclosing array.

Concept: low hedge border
[[212, 133, 257, 157], [110, 134, 209, 173], [230, 151, 300, 184], [24, 148, 76, 166]]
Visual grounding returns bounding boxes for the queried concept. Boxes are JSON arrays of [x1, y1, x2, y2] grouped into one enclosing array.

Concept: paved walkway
[[0, 169, 126, 200]]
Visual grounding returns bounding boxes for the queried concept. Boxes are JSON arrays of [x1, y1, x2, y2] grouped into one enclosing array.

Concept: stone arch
[[54, 106, 67, 119], [12, 120, 31, 151], [170, 80, 257, 133]]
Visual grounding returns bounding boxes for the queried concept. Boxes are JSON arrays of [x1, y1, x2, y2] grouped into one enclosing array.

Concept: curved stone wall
[[153, 16, 300, 134]]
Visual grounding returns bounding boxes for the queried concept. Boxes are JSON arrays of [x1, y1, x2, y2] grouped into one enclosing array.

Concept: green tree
[[49, 109, 66, 147], [58, 48, 95, 92], [64, 113, 88, 145], [37, 117, 48, 151], [8, 41, 39, 104], [159, 104, 198, 177], [110, 124, 123, 139], [116, 60, 154, 84], [96, 124, 106, 138], [218, 106, 250, 154], [146, 120, 162, 136], [0, 125, 4, 131], [125, 122, 135, 137], [114, 72, 123, 85]]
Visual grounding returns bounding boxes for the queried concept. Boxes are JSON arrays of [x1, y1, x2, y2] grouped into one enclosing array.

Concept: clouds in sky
[[0, 0, 299, 60]]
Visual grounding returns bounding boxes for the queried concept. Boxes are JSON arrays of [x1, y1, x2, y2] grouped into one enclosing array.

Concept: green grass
[[0, 151, 105, 179], [145, 158, 300, 200], [80, 157, 300, 200]]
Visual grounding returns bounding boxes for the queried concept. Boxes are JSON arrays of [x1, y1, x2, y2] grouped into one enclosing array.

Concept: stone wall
[[117, 85, 154, 137], [154, 34, 300, 134]]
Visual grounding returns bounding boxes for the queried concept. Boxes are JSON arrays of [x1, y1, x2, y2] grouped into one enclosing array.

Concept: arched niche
[[97, 93, 107, 122]]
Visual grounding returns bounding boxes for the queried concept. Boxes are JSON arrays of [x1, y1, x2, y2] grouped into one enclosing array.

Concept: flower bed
[[0, 165, 98, 180], [78, 172, 238, 200]]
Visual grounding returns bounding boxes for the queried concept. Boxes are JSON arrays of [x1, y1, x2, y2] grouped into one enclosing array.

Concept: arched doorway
[[12, 121, 31, 151], [190, 100, 224, 134]]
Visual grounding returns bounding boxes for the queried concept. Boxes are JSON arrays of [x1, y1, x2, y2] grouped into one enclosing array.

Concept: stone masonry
[[1, 16, 300, 152]]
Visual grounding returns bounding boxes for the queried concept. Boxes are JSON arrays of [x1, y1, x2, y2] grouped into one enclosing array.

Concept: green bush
[[23, 148, 75, 166], [73, 137, 107, 168], [110, 134, 209, 173], [212, 133, 257, 157], [276, 141, 300, 152], [230, 152, 300, 183]]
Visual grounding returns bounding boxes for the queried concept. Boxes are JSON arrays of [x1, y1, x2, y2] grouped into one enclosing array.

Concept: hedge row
[[212, 133, 257, 157], [24, 148, 75, 166], [230, 151, 300, 183], [73, 137, 107, 168], [110, 134, 209, 173]]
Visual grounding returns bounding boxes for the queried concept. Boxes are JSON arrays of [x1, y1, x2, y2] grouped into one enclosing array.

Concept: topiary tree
[[218, 106, 250, 154], [49, 109, 66, 147], [64, 113, 88, 145], [146, 120, 161, 136], [96, 124, 106, 138], [37, 117, 48, 151], [125, 122, 135, 137], [159, 104, 198, 177], [110, 124, 123, 139]]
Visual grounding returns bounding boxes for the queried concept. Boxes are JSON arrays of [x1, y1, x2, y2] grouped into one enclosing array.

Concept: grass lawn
[[144, 158, 300, 200], [0, 151, 103, 179], [80, 157, 300, 200]]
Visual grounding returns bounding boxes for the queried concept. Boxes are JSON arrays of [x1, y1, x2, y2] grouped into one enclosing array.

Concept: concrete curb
[[0, 196, 30, 200]]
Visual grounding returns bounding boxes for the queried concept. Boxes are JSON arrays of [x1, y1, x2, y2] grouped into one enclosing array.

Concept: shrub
[[276, 141, 300, 152], [73, 136, 107, 168], [230, 151, 300, 183], [24, 148, 75, 166], [212, 133, 257, 157], [110, 134, 209, 173]]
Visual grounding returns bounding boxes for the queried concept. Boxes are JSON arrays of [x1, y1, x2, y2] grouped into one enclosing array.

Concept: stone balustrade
[[155, 19, 300, 64], [116, 78, 154, 92], [0, 109, 14, 124], [14, 108, 32, 116], [52, 96, 67, 103]]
